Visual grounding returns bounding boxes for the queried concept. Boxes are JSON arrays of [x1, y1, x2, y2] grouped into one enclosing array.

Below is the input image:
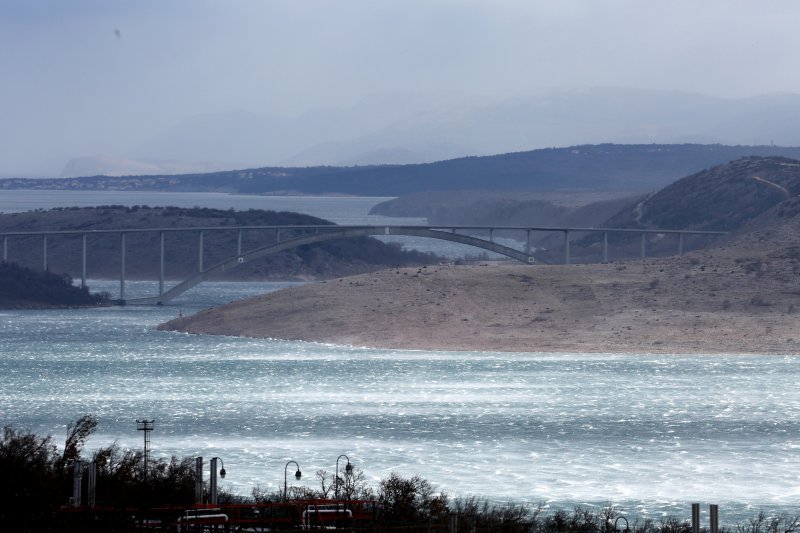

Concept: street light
[[210, 457, 226, 505], [335, 454, 353, 500], [284, 460, 301, 501]]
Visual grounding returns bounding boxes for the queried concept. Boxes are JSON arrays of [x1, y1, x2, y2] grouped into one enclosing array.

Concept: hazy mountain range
[[59, 87, 800, 178]]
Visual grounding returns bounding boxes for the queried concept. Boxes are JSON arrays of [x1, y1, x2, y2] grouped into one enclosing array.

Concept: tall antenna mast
[[136, 419, 155, 479]]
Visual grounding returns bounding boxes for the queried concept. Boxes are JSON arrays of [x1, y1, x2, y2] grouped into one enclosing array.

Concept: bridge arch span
[[128, 226, 532, 304]]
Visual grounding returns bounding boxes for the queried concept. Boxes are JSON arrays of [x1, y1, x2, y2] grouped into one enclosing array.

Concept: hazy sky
[[3, 0, 800, 175]]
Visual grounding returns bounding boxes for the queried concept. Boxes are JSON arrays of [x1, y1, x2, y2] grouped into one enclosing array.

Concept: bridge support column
[[525, 230, 531, 256], [603, 231, 608, 263], [81, 234, 87, 289], [641, 232, 646, 259], [678, 233, 684, 256], [2, 235, 6, 261], [276, 229, 281, 243], [120, 233, 126, 300], [237, 229, 242, 256], [564, 230, 570, 265], [159, 232, 165, 297], [489, 228, 494, 243], [43, 235, 47, 271], [198, 231, 204, 272]]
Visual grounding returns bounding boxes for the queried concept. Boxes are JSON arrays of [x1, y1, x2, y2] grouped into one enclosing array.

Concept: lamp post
[[335, 454, 353, 500], [210, 457, 226, 505], [284, 460, 301, 501]]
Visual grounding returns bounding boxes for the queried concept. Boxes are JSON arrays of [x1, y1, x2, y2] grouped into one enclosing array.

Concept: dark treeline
[[0, 262, 110, 308], [3, 417, 799, 533]]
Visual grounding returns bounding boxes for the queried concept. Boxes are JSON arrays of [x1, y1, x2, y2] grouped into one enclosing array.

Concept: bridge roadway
[[0, 224, 727, 305]]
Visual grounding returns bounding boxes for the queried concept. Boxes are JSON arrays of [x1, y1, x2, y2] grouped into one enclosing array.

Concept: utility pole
[[136, 419, 154, 480]]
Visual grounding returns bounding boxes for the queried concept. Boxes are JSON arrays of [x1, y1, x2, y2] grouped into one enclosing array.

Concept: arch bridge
[[0, 224, 726, 305]]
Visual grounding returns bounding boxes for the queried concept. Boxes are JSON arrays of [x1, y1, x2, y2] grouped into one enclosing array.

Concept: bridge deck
[[0, 224, 727, 305]]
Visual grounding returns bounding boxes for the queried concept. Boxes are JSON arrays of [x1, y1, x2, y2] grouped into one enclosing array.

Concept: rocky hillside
[[529, 156, 800, 263], [0, 206, 437, 281], [604, 156, 800, 231], [372, 156, 800, 265]]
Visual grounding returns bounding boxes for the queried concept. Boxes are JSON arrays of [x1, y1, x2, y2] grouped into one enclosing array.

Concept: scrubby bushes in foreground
[[3, 417, 800, 532]]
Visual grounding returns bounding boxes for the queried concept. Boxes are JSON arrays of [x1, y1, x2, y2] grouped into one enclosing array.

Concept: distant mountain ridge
[[60, 156, 234, 178], [7, 144, 800, 197], [124, 88, 800, 169]]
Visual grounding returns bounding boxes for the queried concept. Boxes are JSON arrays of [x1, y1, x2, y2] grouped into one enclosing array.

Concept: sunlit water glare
[[1, 280, 799, 525], [2, 193, 799, 523]]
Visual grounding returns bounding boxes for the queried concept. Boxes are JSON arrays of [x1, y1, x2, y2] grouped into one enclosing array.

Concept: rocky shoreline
[[159, 250, 800, 355]]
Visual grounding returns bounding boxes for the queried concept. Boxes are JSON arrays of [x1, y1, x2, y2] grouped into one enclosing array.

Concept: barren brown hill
[[159, 197, 800, 354]]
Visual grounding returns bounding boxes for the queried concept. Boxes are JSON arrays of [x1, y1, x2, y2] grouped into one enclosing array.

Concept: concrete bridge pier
[[120, 233, 126, 300], [198, 231, 204, 272], [42, 235, 47, 271], [81, 234, 87, 289], [159, 232, 165, 297], [526, 229, 532, 256]]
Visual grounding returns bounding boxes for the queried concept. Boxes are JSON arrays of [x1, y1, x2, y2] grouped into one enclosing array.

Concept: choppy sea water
[[1, 280, 799, 525]]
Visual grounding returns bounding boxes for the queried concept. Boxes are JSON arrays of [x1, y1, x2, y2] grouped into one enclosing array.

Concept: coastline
[[159, 257, 800, 355]]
